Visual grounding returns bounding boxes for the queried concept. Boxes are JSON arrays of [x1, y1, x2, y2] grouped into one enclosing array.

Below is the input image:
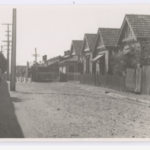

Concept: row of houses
[[40, 14, 150, 94], [44, 14, 149, 76]]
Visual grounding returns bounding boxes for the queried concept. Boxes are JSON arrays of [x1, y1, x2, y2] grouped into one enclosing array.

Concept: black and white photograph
[[0, 4, 150, 141]]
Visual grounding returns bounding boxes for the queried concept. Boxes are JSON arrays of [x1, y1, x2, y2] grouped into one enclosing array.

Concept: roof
[[126, 14, 150, 38], [47, 56, 61, 66], [59, 56, 78, 64], [99, 28, 120, 46], [72, 40, 83, 55], [85, 34, 97, 51]]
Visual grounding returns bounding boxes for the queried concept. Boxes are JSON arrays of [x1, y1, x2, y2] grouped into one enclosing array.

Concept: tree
[[0, 52, 7, 73], [110, 39, 150, 76]]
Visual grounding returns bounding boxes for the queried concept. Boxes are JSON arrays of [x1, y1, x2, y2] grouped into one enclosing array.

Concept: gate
[[142, 66, 150, 94], [125, 68, 142, 93]]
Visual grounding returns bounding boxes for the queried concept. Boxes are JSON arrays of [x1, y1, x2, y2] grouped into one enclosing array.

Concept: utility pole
[[26, 61, 29, 82], [32, 48, 40, 63], [10, 8, 17, 91], [2, 23, 12, 80]]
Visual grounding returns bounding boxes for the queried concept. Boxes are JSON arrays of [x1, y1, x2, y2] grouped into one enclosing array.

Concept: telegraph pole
[[10, 8, 17, 91], [2, 23, 12, 80], [32, 48, 40, 63]]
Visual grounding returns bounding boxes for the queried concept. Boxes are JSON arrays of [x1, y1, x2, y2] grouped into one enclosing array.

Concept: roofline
[[98, 27, 120, 30], [116, 14, 138, 46], [92, 28, 105, 53], [116, 15, 127, 46], [47, 55, 61, 62], [81, 35, 86, 54]]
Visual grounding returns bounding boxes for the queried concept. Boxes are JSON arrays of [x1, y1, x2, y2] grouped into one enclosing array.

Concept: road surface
[[5, 81, 150, 138]]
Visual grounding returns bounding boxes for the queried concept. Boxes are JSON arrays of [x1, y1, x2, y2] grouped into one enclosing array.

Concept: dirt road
[[8, 81, 150, 138]]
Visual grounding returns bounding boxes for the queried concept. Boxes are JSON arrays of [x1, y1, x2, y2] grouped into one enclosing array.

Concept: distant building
[[59, 40, 83, 75]]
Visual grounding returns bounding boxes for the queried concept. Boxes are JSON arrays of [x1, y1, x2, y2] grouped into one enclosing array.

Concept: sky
[[0, 4, 150, 65]]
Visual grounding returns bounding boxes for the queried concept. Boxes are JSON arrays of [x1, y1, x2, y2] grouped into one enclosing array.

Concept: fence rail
[[80, 74, 125, 90], [67, 74, 80, 81], [36, 72, 59, 81]]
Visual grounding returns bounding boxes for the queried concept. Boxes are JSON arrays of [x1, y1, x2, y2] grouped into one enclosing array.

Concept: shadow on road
[[0, 80, 24, 138]]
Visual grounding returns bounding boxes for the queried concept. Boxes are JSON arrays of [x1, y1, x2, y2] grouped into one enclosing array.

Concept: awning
[[91, 54, 104, 62]]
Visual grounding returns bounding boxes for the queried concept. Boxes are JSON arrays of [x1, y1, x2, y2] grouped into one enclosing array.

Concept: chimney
[[43, 55, 47, 62]]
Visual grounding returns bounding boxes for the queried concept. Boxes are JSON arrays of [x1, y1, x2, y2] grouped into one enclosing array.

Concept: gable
[[70, 43, 76, 56], [83, 38, 90, 52], [121, 21, 135, 42], [96, 31, 105, 49], [72, 46, 75, 55], [117, 16, 137, 45]]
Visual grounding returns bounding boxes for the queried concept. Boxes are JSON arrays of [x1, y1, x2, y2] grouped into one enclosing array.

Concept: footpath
[[66, 81, 150, 105]]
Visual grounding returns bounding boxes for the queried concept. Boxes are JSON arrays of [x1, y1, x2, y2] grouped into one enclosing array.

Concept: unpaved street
[[8, 81, 150, 138]]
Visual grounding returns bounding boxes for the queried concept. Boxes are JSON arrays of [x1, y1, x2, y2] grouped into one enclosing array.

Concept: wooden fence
[[80, 66, 150, 95], [125, 68, 136, 92], [36, 72, 59, 81], [80, 74, 96, 86], [96, 74, 126, 91], [80, 74, 125, 91], [67, 73, 80, 82], [142, 66, 150, 94]]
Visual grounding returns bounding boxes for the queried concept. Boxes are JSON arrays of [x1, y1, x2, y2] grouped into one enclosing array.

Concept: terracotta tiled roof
[[85, 34, 97, 51], [72, 40, 83, 55], [126, 14, 150, 38], [99, 28, 120, 47]]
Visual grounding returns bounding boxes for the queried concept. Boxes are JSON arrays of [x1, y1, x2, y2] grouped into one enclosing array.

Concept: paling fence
[[67, 73, 80, 81], [96, 74, 126, 91], [142, 66, 150, 94], [80, 65, 150, 95], [125, 68, 136, 92], [36, 72, 59, 81], [80, 74, 125, 91], [80, 74, 96, 86]]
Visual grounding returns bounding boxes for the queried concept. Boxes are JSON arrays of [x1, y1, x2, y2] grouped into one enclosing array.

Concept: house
[[32, 56, 62, 82], [116, 14, 150, 55], [46, 55, 62, 74], [81, 34, 97, 74], [59, 50, 70, 74], [92, 28, 120, 75], [59, 40, 83, 75]]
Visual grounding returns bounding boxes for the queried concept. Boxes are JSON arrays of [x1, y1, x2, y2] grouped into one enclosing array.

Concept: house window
[[69, 66, 74, 73], [86, 56, 90, 74]]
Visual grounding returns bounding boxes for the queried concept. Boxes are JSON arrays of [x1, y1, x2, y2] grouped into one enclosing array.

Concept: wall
[[95, 49, 109, 74], [83, 52, 93, 74]]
